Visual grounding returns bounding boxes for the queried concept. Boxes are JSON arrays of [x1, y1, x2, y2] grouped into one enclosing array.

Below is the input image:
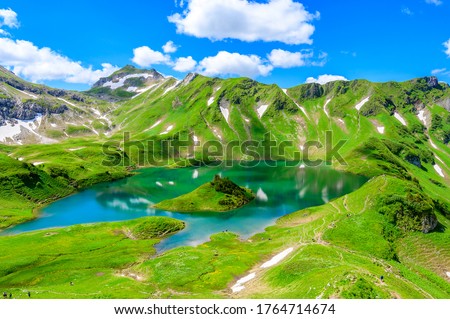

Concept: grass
[[0, 217, 184, 299], [0, 73, 449, 299], [0, 139, 131, 229], [0, 175, 448, 299]]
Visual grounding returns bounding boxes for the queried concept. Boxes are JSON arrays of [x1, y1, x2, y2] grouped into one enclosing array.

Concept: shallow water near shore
[[2, 162, 368, 252]]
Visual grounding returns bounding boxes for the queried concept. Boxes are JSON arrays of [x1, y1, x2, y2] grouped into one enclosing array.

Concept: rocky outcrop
[[0, 98, 67, 125], [422, 214, 438, 234], [405, 154, 422, 168], [426, 76, 439, 89], [437, 97, 450, 112], [70, 93, 85, 102]]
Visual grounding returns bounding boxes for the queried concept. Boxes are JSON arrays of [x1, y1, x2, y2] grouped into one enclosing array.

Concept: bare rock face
[[422, 214, 438, 233], [437, 98, 450, 112], [405, 154, 422, 168], [426, 76, 439, 88], [0, 98, 68, 125]]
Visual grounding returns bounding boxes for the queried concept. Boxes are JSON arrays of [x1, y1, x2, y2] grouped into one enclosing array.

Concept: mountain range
[[0, 65, 449, 298]]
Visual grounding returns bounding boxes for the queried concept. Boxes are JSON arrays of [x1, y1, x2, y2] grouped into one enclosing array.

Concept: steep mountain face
[[106, 71, 450, 161], [0, 67, 115, 144]]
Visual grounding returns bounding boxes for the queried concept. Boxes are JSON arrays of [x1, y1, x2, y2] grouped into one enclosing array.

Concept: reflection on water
[[2, 162, 367, 252]]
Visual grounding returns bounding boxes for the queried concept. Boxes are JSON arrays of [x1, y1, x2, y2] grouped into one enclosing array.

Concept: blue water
[[1, 162, 367, 251]]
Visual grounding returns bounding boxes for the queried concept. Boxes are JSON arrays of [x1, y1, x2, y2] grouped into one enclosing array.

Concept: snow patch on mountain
[[102, 73, 154, 90], [207, 96, 215, 106], [0, 114, 44, 142], [213, 128, 222, 140], [430, 139, 438, 149], [261, 247, 294, 269], [68, 147, 85, 151], [394, 112, 407, 126], [355, 97, 370, 111], [163, 80, 181, 95], [231, 272, 255, 293], [131, 83, 159, 99], [323, 98, 331, 118], [435, 156, 444, 165], [434, 164, 445, 177], [281, 89, 309, 119], [149, 120, 162, 130], [417, 110, 427, 126], [193, 135, 199, 143], [257, 104, 269, 118], [159, 125, 174, 135], [220, 106, 230, 123]]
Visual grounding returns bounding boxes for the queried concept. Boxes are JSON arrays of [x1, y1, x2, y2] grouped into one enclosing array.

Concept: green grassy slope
[[0, 139, 131, 229], [0, 217, 184, 298], [0, 70, 449, 298]]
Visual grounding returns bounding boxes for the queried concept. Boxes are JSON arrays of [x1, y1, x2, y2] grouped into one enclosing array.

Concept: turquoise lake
[[2, 162, 368, 251]]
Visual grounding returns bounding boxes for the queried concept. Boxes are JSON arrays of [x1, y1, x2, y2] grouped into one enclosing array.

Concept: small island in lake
[[154, 175, 255, 212]]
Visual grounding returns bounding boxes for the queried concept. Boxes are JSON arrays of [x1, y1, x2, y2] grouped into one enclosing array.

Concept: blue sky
[[0, 0, 449, 90]]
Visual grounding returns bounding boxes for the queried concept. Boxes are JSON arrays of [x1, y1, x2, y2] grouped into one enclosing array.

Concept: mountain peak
[[91, 65, 165, 90], [87, 65, 166, 101]]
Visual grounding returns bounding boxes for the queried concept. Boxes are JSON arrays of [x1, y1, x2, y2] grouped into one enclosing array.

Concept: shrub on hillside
[[377, 191, 438, 233]]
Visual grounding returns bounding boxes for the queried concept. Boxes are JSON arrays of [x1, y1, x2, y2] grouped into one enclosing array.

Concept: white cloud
[[432, 68, 450, 76], [0, 8, 19, 28], [197, 51, 273, 77], [0, 37, 119, 84], [0, 8, 19, 35], [132, 46, 170, 67], [267, 49, 309, 68], [168, 0, 319, 45], [340, 50, 357, 57], [173, 56, 197, 72], [425, 0, 442, 5], [306, 74, 348, 85], [432, 68, 447, 75], [401, 7, 413, 15], [65, 63, 119, 84], [444, 39, 450, 57], [162, 40, 178, 53]]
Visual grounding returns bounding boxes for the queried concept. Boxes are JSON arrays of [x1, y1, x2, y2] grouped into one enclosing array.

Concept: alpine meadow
[[0, 0, 449, 302]]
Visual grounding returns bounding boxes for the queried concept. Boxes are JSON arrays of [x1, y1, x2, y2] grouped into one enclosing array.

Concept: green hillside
[[154, 175, 255, 212], [0, 68, 448, 299]]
